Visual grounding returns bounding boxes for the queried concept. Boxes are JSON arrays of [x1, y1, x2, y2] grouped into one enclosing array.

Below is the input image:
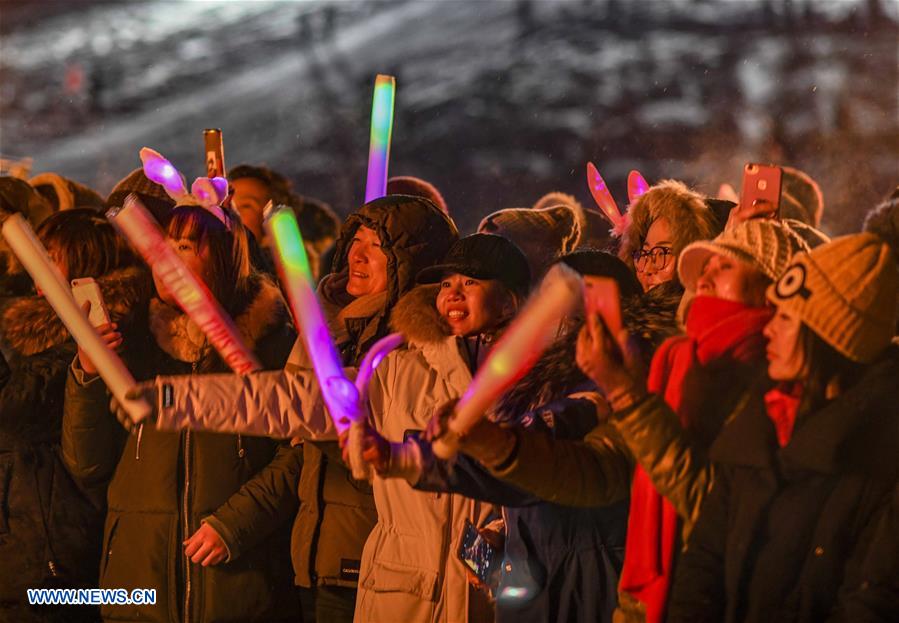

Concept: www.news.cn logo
[[27, 588, 157, 606]]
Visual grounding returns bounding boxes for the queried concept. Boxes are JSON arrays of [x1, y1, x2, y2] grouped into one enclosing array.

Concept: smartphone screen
[[458, 519, 497, 585]]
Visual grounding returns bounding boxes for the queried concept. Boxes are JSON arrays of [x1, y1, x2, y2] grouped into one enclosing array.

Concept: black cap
[[417, 233, 531, 297]]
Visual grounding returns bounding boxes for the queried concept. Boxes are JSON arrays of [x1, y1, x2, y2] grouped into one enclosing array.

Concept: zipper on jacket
[[237, 434, 245, 458], [135, 423, 144, 460], [183, 428, 191, 623]]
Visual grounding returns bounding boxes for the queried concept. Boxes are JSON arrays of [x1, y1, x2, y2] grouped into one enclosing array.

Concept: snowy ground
[[1, 0, 897, 234]]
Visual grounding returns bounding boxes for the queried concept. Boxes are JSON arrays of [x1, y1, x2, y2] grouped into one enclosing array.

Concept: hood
[[389, 283, 450, 347], [324, 195, 459, 362], [149, 273, 289, 364], [1, 266, 153, 357]]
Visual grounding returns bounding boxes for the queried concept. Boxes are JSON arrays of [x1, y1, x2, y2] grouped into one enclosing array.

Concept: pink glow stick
[[364, 75, 396, 203], [108, 195, 261, 374], [432, 263, 583, 459], [1, 214, 152, 424]]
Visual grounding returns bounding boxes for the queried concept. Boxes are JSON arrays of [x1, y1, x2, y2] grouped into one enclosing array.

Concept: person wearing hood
[[350, 250, 643, 623], [0, 209, 148, 623], [62, 203, 302, 622], [341, 233, 530, 623], [114, 195, 460, 623], [668, 233, 899, 623]]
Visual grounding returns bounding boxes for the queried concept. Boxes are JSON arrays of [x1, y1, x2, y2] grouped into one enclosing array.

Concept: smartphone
[[458, 519, 498, 586], [583, 276, 623, 337], [71, 278, 111, 327], [740, 163, 782, 217]]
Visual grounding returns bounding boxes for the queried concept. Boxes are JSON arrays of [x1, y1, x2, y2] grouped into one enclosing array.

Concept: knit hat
[[29, 172, 105, 212], [678, 219, 809, 291], [767, 233, 898, 363], [0, 176, 54, 226], [478, 200, 584, 284], [783, 218, 830, 249], [417, 233, 531, 298], [106, 168, 176, 224], [387, 176, 448, 215], [781, 166, 824, 227]]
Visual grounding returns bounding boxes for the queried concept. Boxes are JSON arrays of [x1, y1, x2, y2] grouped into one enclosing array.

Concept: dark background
[[1, 0, 897, 234]]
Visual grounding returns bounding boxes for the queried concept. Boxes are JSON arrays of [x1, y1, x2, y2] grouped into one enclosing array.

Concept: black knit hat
[[417, 233, 531, 297], [559, 249, 642, 298]]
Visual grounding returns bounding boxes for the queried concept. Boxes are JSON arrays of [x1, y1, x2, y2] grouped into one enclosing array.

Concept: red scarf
[[764, 382, 803, 447], [619, 297, 773, 623]]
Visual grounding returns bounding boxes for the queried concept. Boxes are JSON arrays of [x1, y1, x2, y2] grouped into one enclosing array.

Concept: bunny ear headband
[[140, 147, 230, 228], [585, 163, 652, 238]]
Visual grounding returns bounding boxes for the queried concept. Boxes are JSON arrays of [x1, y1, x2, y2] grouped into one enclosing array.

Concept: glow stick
[[203, 128, 226, 179], [627, 170, 650, 203], [586, 162, 625, 231], [432, 263, 583, 459], [364, 74, 396, 203], [265, 203, 391, 479], [355, 332, 405, 399], [108, 194, 261, 374], [1, 214, 152, 424]]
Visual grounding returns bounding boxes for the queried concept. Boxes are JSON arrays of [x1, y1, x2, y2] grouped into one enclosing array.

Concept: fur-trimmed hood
[[1, 266, 152, 357], [389, 283, 449, 347], [618, 180, 721, 277], [149, 273, 290, 364]]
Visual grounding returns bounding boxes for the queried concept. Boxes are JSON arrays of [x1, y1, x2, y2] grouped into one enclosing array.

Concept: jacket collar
[[713, 349, 899, 477]]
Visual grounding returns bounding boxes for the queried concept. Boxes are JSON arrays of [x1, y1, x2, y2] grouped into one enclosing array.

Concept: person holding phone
[[669, 234, 899, 623], [0, 209, 145, 623]]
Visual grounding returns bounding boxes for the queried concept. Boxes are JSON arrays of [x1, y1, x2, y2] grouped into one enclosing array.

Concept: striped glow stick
[[364, 74, 396, 203], [108, 195, 261, 374], [432, 263, 583, 459], [1, 214, 152, 424]]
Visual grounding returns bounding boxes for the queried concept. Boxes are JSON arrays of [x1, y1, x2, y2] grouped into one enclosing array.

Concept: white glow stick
[[108, 195, 261, 374], [1, 214, 152, 424], [432, 263, 583, 459]]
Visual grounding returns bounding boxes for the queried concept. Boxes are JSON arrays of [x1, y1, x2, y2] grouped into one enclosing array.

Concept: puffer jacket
[[668, 347, 899, 623], [353, 283, 498, 623], [0, 266, 151, 623], [405, 312, 630, 623], [61, 275, 302, 623], [148, 195, 460, 593]]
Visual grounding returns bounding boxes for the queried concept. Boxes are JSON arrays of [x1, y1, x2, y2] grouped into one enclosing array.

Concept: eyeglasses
[[632, 246, 673, 273]]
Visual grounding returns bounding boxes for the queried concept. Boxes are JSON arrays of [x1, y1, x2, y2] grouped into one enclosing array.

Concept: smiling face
[[763, 306, 808, 381], [695, 253, 770, 306], [345, 225, 389, 298], [435, 274, 516, 337]]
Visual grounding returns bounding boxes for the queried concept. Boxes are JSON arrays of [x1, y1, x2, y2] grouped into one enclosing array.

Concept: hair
[[165, 205, 252, 313], [797, 324, 867, 415], [228, 164, 294, 207], [37, 209, 137, 280]]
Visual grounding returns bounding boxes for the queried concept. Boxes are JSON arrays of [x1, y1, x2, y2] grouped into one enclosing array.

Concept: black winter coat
[[668, 348, 899, 623], [0, 267, 151, 623], [62, 275, 302, 623]]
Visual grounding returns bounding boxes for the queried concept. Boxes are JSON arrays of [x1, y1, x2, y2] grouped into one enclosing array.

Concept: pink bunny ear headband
[[140, 147, 230, 228], [585, 163, 651, 238]]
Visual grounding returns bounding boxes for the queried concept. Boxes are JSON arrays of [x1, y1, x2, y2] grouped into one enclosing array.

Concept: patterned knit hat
[[106, 168, 175, 223], [678, 219, 809, 291], [767, 233, 898, 363]]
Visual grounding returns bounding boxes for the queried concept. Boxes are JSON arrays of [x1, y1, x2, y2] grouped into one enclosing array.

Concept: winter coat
[[0, 266, 150, 623], [149, 195, 460, 594], [349, 283, 498, 623], [61, 275, 302, 623], [668, 347, 899, 623], [408, 321, 630, 623]]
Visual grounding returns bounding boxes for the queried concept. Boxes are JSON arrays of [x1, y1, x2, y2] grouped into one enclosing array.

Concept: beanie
[[106, 168, 175, 223], [478, 203, 583, 283], [678, 219, 809, 291], [767, 233, 898, 363]]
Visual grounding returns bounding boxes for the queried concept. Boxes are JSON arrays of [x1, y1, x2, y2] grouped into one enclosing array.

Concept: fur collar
[[389, 284, 451, 347], [148, 274, 288, 363], [1, 266, 152, 357]]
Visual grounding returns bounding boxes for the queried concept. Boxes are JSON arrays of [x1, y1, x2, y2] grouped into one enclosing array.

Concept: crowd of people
[[0, 153, 897, 623]]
